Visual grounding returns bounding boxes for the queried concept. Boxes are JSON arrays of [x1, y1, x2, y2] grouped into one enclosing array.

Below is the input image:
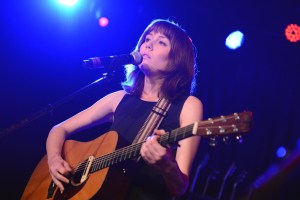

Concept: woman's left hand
[[140, 129, 175, 172]]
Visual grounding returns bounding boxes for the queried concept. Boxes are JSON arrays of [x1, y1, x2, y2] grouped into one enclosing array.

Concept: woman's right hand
[[48, 155, 72, 194]]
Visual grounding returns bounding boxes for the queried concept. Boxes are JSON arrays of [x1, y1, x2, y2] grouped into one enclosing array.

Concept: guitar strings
[[72, 113, 247, 172], [72, 125, 244, 172], [73, 127, 241, 172]]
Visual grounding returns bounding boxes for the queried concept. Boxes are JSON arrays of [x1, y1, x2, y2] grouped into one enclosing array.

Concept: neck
[[141, 76, 164, 101]]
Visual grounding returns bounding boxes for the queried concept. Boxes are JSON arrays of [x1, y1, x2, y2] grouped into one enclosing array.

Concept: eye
[[145, 37, 151, 42], [159, 41, 167, 46]]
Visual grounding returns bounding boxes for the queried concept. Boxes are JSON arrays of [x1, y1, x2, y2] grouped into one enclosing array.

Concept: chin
[[139, 63, 152, 74], [139, 63, 149, 69]]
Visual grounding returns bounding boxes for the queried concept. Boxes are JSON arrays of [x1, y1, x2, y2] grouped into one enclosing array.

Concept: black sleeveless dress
[[110, 94, 188, 200]]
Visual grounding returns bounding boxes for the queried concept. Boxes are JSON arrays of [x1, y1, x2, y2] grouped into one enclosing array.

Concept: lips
[[142, 53, 150, 59]]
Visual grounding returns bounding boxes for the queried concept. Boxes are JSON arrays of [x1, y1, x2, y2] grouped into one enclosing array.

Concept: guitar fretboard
[[89, 124, 195, 173]]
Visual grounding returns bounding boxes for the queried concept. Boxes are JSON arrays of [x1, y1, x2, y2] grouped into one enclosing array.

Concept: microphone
[[83, 51, 143, 70]]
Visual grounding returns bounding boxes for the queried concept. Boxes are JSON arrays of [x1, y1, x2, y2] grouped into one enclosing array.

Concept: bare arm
[[141, 96, 203, 197], [46, 90, 126, 193]]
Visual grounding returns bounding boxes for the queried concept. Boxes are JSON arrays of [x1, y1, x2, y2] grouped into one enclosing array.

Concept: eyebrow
[[146, 32, 168, 39]]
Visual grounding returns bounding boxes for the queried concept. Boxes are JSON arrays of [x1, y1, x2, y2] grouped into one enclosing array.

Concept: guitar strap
[[132, 97, 171, 144]]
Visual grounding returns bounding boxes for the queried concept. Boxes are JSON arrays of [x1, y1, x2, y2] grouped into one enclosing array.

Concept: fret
[[113, 152, 118, 163], [129, 145, 135, 158], [107, 154, 112, 166], [125, 147, 129, 160], [133, 143, 139, 157], [100, 158, 105, 168], [119, 147, 124, 162]]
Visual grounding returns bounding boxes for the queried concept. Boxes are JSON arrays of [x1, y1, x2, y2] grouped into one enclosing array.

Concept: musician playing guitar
[[46, 19, 203, 200]]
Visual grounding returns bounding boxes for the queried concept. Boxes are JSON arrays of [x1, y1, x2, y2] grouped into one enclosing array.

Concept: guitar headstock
[[195, 111, 253, 138]]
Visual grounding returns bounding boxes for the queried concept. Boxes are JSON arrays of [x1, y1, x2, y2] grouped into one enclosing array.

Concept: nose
[[145, 41, 153, 50]]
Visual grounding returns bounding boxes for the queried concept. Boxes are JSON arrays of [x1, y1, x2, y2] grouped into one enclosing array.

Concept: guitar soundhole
[[71, 162, 86, 186], [52, 162, 88, 200]]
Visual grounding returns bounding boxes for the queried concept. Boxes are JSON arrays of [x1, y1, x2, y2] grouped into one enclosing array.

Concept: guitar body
[[21, 131, 130, 200]]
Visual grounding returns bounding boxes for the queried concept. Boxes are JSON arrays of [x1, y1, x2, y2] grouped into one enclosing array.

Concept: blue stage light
[[276, 146, 287, 158], [297, 138, 300, 149]]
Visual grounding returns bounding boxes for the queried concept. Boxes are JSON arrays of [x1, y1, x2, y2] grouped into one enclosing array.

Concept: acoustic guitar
[[21, 111, 252, 200]]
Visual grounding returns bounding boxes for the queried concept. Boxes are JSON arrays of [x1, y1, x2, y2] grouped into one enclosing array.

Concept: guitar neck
[[90, 124, 195, 173], [89, 111, 252, 173]]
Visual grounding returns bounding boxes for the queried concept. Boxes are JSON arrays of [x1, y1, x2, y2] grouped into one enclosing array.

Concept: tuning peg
[[234, 113, 240, 120], [236, 135, 243, 143], [209, 137, 217, 147], [220, 115, 227, 122]]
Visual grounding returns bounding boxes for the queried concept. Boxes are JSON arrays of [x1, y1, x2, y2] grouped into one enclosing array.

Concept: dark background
[[0, 0, 299, 199]]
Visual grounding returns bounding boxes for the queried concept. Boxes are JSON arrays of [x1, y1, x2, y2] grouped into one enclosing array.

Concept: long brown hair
[[122, 19, 197, 101]]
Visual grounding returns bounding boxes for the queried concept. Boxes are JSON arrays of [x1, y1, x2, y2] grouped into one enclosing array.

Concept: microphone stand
[[217, 162, 237, 200], [188, 154, 210, 200], [0, 72, 113, 140], [202, 169, 220, 197]]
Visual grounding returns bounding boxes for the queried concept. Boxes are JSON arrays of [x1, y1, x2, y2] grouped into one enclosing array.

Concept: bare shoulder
[[99, 90, 127, 102], [96, 90, 127, 112], [182, 96, 203, 116], [184, 96, 203, 108], [109, 90, 127, 110], [180, 96, 203, 127], [105, 90, 127, 100]]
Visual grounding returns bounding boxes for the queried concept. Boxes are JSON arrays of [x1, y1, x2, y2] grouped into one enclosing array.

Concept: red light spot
[[285, 24, 300, 42], [98, 17, 109, 27]]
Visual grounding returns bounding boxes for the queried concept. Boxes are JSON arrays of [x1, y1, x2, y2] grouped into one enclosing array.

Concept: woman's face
[[139, 31, 171, 76]]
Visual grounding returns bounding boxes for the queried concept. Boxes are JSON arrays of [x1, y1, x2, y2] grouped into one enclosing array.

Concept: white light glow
[[225, 30, 244, 50], [58, 0, 79, 7]]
